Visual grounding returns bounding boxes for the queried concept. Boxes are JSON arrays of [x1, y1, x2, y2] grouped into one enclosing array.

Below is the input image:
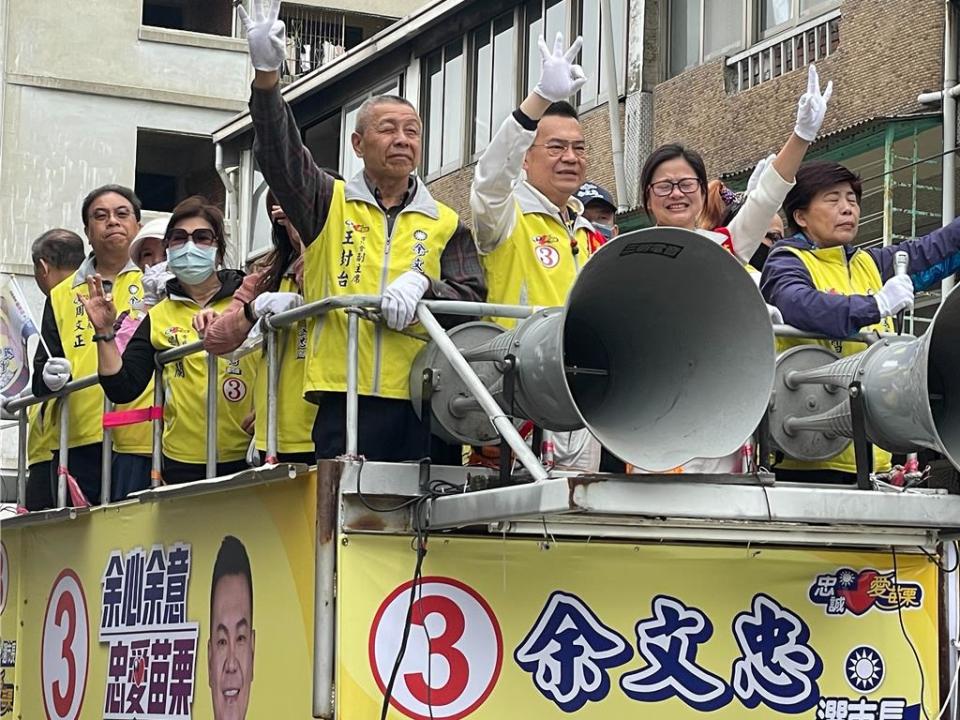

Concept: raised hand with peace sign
[[533, 32, 587, 103], [793, 63, 833, 142], [237, 0, 286, 73]]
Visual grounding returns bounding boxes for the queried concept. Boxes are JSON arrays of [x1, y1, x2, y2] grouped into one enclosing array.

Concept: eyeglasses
[[91, 207, 134, 223], [532, 141, 588, 158], [765, 231, 784, 243], [166, 228, 218, 248], [648, 178, 701, 197]]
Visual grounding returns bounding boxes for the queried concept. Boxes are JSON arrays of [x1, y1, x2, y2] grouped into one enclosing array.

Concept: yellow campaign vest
[[302, 179, 457, 400], [775, 244, 894, 474], [481, 203, 593, 329], [149, 295, 257, 464], [253, 276, 315, 454], [49, 268, 153, 454], [27, 400, 58, 466]]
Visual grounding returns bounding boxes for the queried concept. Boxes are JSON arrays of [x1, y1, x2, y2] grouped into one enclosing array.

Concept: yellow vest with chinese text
[[481, 195, 594, 330], [302, 177, 457, 400], [775, 244, 893, 474], [27, 400, 57, 466], [49, 268, 153, 454], [254, 275, 315, 454], [149, 295, 257, 464]]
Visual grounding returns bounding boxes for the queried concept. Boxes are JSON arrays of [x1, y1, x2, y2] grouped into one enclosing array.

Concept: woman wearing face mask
[[82, 196, 256, 484], [197, 190, 316, 465]]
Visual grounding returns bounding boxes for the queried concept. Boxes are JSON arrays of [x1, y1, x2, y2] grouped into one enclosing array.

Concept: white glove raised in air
[[42, 357, 72, 393], [747, 154, 776, 194], [533, 33, 587, 103], [141, 261, 173, 307], [381, 271, 430, 330], [874, 274, 914, 318], [794, 64, 833, 142], [238, 0, 287, 72], [766, 304, 784, 325], [253, 291, 303, 318]]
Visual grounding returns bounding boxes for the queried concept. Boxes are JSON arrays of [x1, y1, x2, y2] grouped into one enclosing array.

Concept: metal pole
[[265, 326, 279, 464], [415, 304, 549, 482], [206, 352, 218, 478], [57, 399, 69, 508], [942, 0, 957, 298], [600, 0, 628, 212], [882, 124, 895, 247], [312, 460, 340, 719], [152, 367, 163, 488], [16, 407, 26, 507], [101, 397, 113, 505], [345, 310, 359, 458]]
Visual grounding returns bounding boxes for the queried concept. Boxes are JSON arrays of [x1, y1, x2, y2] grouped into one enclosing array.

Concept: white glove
[[874, 275, 915, 317], [141, 261, 173, 307], [533, 33, 587, 103], [42, 357, 71, 392], [238, 0, 287, 72], [766, 304, 784, 325], [794, 64, 833, 142], [747, 154, 776, 194], [253, 291, 303, 318], [381, 271, 430, 330]]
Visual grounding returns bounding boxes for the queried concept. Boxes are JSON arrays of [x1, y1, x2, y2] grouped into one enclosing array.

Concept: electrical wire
[[891, 546, 931, 720], [917, 542, 960, 573]]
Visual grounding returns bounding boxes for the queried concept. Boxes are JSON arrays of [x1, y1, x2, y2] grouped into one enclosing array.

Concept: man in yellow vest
[[241, 0, 485, 462], [25, 228, 85, 509], [762, 160, 960, 482], [32, 185, 153, 504], [471, 33, 602, 472]]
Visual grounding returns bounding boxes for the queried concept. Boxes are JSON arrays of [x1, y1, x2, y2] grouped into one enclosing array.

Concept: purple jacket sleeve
[[868, 216, 960, 280], [760, 250, 882, 338]]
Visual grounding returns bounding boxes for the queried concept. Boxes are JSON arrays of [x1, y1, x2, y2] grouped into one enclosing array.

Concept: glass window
[[526, 0, 569, 94], [338, 77, 402, 182], [761, 0, 794, 32], [577, 0, 627, 107], [704, 0, 743, 58], [423, 41, 465, 175], [669, 0, 699, 77], [472, 13, 516, 155]]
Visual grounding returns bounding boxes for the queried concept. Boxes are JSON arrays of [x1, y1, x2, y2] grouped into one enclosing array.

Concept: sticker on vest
[[163, 326, 190, 347], [412, 229, 429, 272], [222, 377, 247, 402], [533, 235, 561, 268]]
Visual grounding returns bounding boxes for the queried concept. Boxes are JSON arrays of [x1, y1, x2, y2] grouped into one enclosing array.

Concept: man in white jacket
[[470, 33, 604, 472]]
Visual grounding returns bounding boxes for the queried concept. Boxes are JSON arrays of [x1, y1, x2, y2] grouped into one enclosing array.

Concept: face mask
[[594, 223, 615, 240], [167, 241, 217, 285], [749, 242, 771, 270]]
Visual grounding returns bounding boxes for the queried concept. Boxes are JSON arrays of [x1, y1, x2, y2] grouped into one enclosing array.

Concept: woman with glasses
[[640, 64, 831, 268], [81, 196, 257, 484]]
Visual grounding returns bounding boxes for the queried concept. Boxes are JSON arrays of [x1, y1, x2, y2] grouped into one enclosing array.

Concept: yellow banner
[[1, 470, 317, 720], [340, 535, 939, 720]]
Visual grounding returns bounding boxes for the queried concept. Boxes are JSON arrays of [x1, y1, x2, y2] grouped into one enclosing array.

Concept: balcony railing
[[727, 8, 841, 93]]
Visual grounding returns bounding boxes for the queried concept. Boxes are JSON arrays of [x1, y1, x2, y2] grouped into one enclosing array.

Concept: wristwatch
[[92, 331, 116, 343]]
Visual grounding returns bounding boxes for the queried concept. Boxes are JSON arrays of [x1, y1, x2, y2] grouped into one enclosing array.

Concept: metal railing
[[2, 293, 899, 510], [726, 9, 841, 93]]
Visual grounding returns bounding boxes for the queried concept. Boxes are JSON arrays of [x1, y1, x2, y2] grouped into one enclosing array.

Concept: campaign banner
[[0, 470, 317, 720], [341, 536, 940, 720]]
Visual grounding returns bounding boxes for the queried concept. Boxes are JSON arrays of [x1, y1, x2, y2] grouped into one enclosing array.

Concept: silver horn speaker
[[411, 227, 777, 471], [769, 286, 960, 469]]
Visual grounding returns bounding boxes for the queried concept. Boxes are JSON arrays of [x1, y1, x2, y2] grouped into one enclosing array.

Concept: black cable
[[917, 544, 960, 573], [892, 546, 931, 720], [860, 144, 960, 185]]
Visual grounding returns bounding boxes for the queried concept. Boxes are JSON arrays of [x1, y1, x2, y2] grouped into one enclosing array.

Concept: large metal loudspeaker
[[769, 286, 960, 469], [411, 228, 777, 471]]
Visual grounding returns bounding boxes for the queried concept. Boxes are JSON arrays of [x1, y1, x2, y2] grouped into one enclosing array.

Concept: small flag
[[0, 275, 40, 399]]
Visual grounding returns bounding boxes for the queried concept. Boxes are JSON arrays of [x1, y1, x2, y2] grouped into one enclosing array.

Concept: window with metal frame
[[423, 40, 467, 176], [471, 12, 518, 156], [576, 0, 628, 108]]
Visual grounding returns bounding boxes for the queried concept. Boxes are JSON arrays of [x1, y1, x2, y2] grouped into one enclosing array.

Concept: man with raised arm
[[240, 0, 485, 463]]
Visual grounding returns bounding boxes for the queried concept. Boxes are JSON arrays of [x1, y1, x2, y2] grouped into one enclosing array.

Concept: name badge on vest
[[532, 235, 561, 268]]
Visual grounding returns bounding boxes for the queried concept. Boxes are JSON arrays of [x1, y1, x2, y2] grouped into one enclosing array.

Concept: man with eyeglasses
[[471, 33, 603, 472], [32, 184, 154, 505]]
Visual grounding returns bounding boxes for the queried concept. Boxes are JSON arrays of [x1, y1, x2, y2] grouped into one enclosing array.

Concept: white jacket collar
[[344, 171, 440, 220]]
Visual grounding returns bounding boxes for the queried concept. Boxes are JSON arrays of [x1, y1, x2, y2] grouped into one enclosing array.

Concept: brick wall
[[652, 0, 945, 176], [426, 101, 625, 224]]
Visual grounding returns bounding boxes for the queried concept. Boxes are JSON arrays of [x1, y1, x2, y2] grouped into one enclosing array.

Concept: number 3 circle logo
[[369, 576, 503, 720], [42, 569, 89, 720], [534, 245, 560, 268], [222, 377, 247, 403]]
